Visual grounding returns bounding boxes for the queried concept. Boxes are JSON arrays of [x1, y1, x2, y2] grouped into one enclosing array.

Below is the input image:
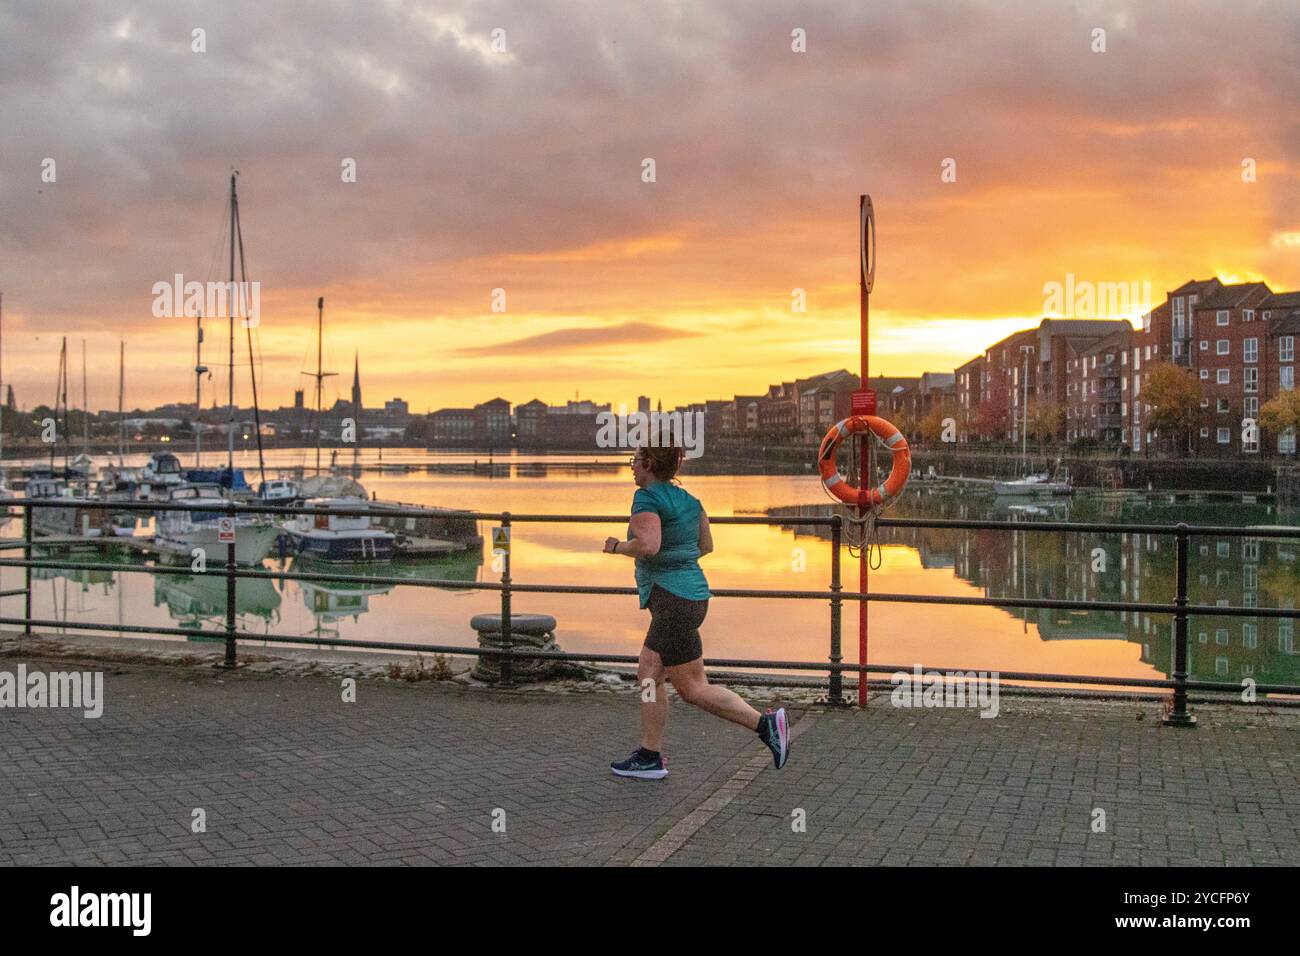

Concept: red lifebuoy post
[[858, 195, 872, 706]]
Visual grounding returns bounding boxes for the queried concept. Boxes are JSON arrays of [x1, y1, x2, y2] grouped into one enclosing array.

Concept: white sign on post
[[218, 517, 236, 544]]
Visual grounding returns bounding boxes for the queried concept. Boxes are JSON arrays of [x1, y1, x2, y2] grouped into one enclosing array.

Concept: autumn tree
[[1027, 399, 1065, 452], [976, 399, 1008, 441], [920, 403, 958, 445], [1260, 389, 1300, 456], [1142, 362, 1202, 457]]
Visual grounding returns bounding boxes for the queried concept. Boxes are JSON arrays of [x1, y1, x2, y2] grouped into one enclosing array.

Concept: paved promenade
[[2, 643, 1298, 866]]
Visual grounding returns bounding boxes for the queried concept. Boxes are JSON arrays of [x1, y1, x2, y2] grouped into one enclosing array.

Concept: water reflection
[[153, 572, 282, 636], [291, 550, 483, 637], [773, 487, 1300, 686]]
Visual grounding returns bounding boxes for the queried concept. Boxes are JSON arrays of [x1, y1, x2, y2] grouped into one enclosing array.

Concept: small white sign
[[491, 526, 510, 554], [218, 517, 236, 544]]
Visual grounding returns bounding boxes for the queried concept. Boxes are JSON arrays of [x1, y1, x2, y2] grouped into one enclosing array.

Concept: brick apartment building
[[966, 318, 1130, 443], [1124, 280, 1298, 457]]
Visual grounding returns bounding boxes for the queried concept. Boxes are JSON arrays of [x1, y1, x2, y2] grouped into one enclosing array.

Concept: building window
[[1199, 369, 1209, 380], [1217, 339, 1229, 355], [1143, 346, 1150, 361], [1281, 428, 1297, 454], [1244, 338, 1258, 363], [1217, 428, 1230, 444], [1200, 427, 1209, 437], [1281, 336, 1295, 362], [1217, 369, 1230, 384], [1243, 309, 1255, 322], [1173, 340, 1182, 358], [1217, 398, 1229, 413], [1282, 367, 1295, 391], [1217, 310, 1230, 325], [1245, 396, 1258, 416], [1199, 340, 1208, 351], [1263, 310, 1271, 320], [1201, 398, 1210, 408], [1245, 367, 1258, 393]]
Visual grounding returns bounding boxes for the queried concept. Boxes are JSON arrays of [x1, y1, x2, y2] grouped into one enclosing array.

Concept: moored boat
[[151, 483, 280, 566], [25, 476, 114, 539], [281, 496, 395, 562]]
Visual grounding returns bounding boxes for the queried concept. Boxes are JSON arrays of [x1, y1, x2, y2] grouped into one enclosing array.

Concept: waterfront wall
[[706, 440, 1288, 492]]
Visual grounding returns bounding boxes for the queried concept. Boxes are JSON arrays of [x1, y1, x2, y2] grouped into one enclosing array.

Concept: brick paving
[[1, 654, 1297, 866]]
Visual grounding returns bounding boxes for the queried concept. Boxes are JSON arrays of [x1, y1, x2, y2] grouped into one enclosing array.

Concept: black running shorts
[[644, 583, 708, 666]]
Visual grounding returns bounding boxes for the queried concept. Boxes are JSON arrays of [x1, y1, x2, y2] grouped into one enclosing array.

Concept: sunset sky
[[1, 0, 1297, 415]]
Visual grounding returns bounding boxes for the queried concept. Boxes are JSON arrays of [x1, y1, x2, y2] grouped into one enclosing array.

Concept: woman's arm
[[604, 512, 661, 558], [697, 509, 713, 556]]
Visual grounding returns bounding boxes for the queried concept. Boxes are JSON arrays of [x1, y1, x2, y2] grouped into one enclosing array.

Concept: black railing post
[[499, 512, 513, 685], [223, 503, 237, 669], [1164, 523, 1196, 727], [825, 514, 845, 705], [23, 505, 33, 635]]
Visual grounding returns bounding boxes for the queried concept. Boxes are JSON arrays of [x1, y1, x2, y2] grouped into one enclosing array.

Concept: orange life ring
[[817, 415, 911, 509]]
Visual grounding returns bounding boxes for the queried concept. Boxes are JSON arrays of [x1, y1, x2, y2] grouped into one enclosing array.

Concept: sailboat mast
[[81, 339, 88, 457], [316, 297, 324, 475], [117, 341, 125, 465], [1021, 348, 1029, 473], [233, 193, 267, 486], [195, 310, 205, 467], [227, 173, 237, 473], [58, 337, 68, 473]]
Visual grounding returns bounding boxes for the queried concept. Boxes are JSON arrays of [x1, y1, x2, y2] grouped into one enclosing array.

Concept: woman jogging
[[602, 444, 789, 779]]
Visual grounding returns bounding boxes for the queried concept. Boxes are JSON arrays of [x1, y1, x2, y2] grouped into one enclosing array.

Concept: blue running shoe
[[761, 708, 790, 769], [611, 748, 667, 780]]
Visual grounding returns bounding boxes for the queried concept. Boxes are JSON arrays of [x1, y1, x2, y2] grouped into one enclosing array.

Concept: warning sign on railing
[[218, 517, 236, 544], [492, 527, 511, 554]]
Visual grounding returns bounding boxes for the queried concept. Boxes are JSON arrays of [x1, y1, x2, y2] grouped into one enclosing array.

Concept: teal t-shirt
[[628, 481, 712, 608]]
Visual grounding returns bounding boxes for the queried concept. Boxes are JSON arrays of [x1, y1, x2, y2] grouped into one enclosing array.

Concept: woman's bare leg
[[665, 657, 761, 729], [638, 645, 668, 752]]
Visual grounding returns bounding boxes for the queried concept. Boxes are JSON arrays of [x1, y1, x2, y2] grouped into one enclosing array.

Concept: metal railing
[[2, 497, 1299, 725]]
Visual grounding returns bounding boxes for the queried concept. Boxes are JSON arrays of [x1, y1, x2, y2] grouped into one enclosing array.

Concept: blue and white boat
[[281, 497, 395, 562]]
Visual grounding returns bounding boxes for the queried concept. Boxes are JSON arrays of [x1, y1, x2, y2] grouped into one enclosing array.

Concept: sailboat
[[993, 348, 1072, 497], [277, 298, 393, 562], [154, 174, 279, 566]]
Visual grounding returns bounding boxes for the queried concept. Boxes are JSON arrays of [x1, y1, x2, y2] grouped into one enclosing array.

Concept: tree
[[920, 402, 958, 445], [1142, 363, 1201, 457], [1027, 399, 1065, 452], [976, 399, 1008, 441], [1260, 389, 1300, 456]]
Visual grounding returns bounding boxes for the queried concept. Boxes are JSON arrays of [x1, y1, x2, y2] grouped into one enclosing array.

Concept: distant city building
[[431, 408, 474, 445], [474, 398, 511, 447]]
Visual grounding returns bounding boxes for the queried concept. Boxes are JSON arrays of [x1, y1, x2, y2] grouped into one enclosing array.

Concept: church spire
[[351, 352, 362, 413]]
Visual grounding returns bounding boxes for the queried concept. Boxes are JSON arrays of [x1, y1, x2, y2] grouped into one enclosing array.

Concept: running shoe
[[762, 707, 790, 769], [610, 748, 668, 780]]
